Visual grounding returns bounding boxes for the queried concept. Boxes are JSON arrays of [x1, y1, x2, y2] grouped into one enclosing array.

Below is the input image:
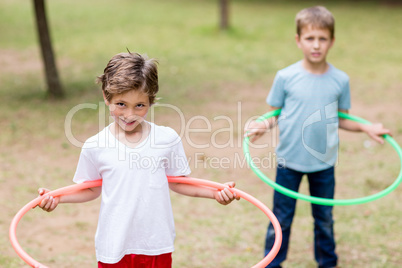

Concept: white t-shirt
[[73, 122, 191, 264]]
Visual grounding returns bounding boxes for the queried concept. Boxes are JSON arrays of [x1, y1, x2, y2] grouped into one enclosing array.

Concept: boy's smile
[[296, 25, 334, 73], [104, 90, 150, 135]]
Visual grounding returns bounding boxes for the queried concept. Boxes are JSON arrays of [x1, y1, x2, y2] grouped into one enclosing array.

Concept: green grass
[[1, 0, 402, 267]]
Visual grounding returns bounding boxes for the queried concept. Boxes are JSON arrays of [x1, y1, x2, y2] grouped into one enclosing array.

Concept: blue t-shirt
[[267, 61, 351, 172]]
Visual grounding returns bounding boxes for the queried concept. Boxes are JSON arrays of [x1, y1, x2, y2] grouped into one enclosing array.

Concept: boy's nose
[[124, 111, 138, 120], [124, 108, 136, 117]]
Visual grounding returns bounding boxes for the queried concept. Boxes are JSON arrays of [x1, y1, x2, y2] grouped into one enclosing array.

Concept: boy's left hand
[[362, 123, 392, 144], [214, 182, 240, 205]]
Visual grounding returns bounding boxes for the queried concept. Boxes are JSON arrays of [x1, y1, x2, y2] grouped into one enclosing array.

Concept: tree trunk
[[219, 0, 229, 30], [33, 0, 64, 98]]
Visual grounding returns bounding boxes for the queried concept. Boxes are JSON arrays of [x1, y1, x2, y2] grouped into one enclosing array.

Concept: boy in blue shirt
[[245, 6, 391, 268]]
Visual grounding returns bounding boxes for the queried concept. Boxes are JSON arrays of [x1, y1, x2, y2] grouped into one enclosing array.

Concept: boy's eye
[[116, 103, 125, 107], [136, 104, 145, 108]]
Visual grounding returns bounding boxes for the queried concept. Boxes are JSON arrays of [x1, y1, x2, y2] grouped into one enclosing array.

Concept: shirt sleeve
[[266, 72, 285, 108], [164, 133, 191, 177], [338, 78, 351, 110], [73, 148, 101, 183]]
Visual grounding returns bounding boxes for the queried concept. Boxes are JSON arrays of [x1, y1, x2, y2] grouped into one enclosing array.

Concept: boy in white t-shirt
[[38, 52, 239, 267]]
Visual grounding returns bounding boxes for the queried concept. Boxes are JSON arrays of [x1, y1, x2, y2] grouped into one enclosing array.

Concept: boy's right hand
[[244, 120, 270, 142], [37, 188, 60, 212]]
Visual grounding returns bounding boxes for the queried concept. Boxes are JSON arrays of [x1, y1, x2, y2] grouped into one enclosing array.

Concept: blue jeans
[[264, 166, 337, 268]]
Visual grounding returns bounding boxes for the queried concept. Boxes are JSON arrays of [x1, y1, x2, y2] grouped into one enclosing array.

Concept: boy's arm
[[169, 179, 239, 205], [338, 109, 391, 144], [244, 106, 281, 142], [38, 186, 102, 212]]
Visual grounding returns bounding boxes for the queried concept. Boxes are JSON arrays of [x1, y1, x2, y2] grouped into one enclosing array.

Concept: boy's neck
[[301, 59, 329, 75], [110, 121, 151, 148]]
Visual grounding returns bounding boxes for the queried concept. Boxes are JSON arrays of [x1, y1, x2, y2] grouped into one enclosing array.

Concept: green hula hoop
[[243, 109, 402, 206]]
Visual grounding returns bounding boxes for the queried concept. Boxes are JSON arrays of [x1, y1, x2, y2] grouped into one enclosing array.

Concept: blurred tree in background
[[33, 0, 64, 99], [219, 0, 230, 30]]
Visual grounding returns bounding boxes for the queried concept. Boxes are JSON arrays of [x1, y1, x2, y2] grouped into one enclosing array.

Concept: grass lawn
[[1, 0, 401, 267]]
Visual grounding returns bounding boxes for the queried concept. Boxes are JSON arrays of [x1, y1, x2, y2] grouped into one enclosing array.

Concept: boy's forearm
[[59, 186, 102, 203], [338, 109, 363, 132], [169, 182, 214, 199], [265, 116, 278, 130], [339, 117, 391, 144], [338, 118, 363, 132], [169, 181, 238, 206]]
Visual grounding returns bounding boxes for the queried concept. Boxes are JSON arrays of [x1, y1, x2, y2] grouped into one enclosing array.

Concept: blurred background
[[1, 0, 401, 267]]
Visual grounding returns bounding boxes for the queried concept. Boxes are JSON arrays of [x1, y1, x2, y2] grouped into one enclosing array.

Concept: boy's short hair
[[97, 52, 159, 105], [295, 6, 335, 39]]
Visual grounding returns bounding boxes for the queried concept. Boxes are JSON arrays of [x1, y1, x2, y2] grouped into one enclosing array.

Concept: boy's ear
[[330, 36, 335, 48], [102, 91, 110, 105], [295, 34, 301, 48]]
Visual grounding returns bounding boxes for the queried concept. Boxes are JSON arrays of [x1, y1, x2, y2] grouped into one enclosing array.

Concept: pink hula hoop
[[10, 176, 282, 268]]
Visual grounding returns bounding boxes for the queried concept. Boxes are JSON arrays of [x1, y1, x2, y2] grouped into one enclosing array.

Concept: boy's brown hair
[[97, 52, 159, 105], [295, 6, 335, 39]]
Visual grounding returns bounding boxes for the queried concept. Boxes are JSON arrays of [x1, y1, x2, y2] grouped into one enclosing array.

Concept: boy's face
[[104, 90, 150, 133], [296, 25, 334, 66]]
